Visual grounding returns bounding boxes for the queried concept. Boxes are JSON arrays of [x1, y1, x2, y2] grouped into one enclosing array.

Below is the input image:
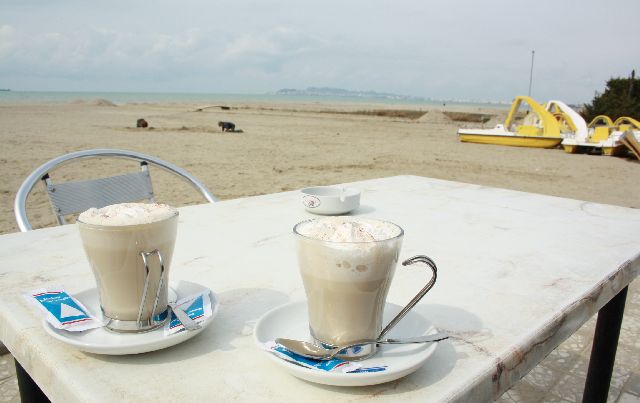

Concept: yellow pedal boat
[[561, 115, 635, 156], [614, 116, 640, 137], [545, 100, 588, 140], [458, 96, 562, 148]]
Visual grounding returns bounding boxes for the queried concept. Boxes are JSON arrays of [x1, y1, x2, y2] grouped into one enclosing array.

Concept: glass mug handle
[[137, 249, 167, 328], [377, 255, 438, 339]]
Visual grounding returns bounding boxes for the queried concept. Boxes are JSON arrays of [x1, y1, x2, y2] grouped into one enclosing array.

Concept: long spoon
[[275, 333, 448, 360]]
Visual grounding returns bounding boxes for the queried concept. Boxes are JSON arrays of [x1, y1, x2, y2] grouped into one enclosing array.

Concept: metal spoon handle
[[329, 332, 448, 359], [377, 255, 438, 340], [342, 333, 449, 349], [169, 303, 201, 331], [381, 332, 449, 344]]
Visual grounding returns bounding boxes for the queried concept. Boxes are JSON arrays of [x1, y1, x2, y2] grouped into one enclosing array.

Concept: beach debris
[[194, 105, 231, 112], [137, 118, 149, 128], [621, 131, 640, 160]]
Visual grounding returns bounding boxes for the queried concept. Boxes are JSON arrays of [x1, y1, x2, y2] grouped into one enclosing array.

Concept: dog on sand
[[218, 121, 236, 132]]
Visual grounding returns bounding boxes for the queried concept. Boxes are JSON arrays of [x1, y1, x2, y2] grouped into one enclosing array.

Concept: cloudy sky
[[1, 0, 639, 103]]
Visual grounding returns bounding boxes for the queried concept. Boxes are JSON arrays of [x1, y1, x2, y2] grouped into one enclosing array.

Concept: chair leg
[[582, 286, 628, 403], [15, 359, 50, 403]]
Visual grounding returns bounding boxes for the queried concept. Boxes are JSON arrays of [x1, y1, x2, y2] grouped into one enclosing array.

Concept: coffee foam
[[295, 217, 402, 282], [79, 203, 177, 226], [296, 217, 401, 242]]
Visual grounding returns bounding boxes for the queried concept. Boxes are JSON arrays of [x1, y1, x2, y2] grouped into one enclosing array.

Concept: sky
[[1, 0, 639, 104]]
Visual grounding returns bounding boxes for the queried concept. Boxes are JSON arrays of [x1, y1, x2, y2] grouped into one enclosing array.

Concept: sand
[[0, 100, 638, 234]]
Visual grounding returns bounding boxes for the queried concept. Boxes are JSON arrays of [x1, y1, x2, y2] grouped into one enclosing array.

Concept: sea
[[0, 90, 510, 110]]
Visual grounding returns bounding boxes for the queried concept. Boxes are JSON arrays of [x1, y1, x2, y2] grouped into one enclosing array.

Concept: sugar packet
[[263, 341, 362, 373], [164, 291, 212, 336], [24, 286, 103, 332]]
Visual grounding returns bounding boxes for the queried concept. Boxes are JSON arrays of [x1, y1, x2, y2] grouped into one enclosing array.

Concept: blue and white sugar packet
[[263, 341, 388, 373], [24, 286, 103, 331], [263, 341, 360, 372], [164, 291, 212, 335]]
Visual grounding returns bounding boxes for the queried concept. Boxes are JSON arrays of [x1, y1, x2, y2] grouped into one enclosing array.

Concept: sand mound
[[91, 99, 117, 107], [69, 98, 117, 107], [417, 110, 451, 124]]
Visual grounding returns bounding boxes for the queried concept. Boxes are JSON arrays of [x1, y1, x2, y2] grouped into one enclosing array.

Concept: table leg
[[14, 359, 50, 403], [582, 286, 628, 403]]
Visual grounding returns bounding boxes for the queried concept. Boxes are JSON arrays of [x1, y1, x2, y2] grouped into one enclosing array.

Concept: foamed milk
[[295, 217, 403, 345], [78, 203, 178, 328], [79, 203, 177, 226]]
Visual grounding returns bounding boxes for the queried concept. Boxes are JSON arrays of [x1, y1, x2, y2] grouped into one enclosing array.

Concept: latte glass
[[294, 218, 437, 360], [78, 211, 178, 333]]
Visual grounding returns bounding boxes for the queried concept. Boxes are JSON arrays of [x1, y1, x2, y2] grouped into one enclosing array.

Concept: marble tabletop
[[0, 175, 638, 402]]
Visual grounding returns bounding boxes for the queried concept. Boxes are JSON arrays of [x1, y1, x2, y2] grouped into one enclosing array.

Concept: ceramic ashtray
[[300, 187, 361, 215]]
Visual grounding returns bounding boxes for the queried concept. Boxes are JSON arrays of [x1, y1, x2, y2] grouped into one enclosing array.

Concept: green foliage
[[582, 71, 640, 123]]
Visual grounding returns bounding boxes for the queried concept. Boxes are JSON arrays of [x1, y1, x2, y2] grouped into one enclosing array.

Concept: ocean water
[[0, 90, 509, 110]]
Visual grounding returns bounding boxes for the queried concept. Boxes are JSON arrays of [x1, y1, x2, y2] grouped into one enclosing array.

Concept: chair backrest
[[15, 149, 218, 232], [42, 162, 156, 226]]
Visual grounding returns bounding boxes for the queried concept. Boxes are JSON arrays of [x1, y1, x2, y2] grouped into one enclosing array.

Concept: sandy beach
[[1, 99, 639, 401], [0, 99, 638, 234]]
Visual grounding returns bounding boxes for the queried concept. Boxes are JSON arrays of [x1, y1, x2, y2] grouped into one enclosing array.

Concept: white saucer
[[43, 280, 218, 355], [254, 301, 439, 386]]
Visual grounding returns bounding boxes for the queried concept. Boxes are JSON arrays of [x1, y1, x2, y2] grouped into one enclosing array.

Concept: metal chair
[[14, 148, 218, 232]]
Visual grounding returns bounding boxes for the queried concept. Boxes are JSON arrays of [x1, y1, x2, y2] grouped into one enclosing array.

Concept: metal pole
[[528, 50, 535, 97]]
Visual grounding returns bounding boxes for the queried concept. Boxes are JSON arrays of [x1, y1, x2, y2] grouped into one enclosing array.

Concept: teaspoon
[[275, 332, 448, 361]]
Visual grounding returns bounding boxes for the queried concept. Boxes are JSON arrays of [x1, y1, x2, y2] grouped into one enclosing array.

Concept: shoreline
[[0, 90, 513, 110]]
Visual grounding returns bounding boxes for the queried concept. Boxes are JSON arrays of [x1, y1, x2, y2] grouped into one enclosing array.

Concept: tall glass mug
[[294, 217, 437, 360], [77, 203, 178, 333]]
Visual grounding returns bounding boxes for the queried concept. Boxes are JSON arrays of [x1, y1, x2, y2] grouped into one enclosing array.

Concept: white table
[[1, 176, 638, 402]]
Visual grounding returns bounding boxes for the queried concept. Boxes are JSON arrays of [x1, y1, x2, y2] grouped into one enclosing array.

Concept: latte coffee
[[78, 203, 178, 332], [294, 217, 403, 352]]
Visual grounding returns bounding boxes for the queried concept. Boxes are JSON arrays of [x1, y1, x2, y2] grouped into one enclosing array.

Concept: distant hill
[[273, 87, 426, 101]]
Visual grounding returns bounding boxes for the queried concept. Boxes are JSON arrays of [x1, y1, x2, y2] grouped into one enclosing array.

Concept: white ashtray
[[301, 187, 361, 215]]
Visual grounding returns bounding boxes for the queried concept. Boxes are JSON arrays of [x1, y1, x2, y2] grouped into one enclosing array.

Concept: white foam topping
[[78, 203, 177, 226], [296, 217, 401, 242]]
